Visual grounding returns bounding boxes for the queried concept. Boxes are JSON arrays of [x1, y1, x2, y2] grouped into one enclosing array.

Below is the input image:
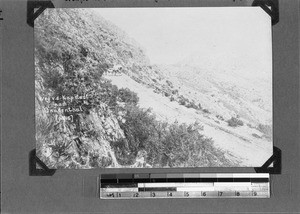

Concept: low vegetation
[[257, 124, 272, 140], [227, 117, 244, 127], [112, 103, 234, 167], [252, 133, 262, 139]]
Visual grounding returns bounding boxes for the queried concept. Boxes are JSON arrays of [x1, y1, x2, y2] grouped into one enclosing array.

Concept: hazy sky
[[94, 7, 272, 72]]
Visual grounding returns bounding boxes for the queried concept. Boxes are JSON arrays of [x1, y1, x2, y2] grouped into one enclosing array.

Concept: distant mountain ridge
[[158, 60, 272, 125]]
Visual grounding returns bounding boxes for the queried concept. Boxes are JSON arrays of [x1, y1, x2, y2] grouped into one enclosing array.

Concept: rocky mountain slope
[[35, 8, 150, 168], [35, 8, 271, 168]]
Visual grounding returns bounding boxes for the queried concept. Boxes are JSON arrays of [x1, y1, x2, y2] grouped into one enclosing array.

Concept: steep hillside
[[35, 9, 235, 168], [159, 63, 272, 125]]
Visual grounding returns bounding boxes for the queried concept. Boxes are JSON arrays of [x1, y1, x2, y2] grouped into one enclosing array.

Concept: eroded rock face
[[87, 107, 125, 142], [34, 9, 136, 169], [36, 54, 126, 168], [36, 93, 125, 168]]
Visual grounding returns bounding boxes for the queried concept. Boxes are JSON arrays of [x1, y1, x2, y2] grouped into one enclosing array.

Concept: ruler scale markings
[[100, 173, 270, 199]]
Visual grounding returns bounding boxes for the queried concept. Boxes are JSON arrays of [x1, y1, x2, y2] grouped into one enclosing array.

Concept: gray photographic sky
[[94, 7, 272, 74]]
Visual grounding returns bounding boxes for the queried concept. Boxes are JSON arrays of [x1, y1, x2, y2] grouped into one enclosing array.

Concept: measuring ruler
[[99, 173, 270, 199]]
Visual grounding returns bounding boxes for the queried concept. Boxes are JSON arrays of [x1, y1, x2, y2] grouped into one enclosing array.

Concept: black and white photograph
[[35, 7, 273, 169]]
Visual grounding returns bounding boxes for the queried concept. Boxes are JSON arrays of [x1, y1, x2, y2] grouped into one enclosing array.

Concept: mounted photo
[[35, 7, 273, 169]]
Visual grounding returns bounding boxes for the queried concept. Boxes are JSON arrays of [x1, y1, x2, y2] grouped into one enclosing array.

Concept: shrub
[[48, 141, 72, 161], [118, 105, 157, 155], [197, 103, 202, 110], [113, 104, 235, 167], [257, 124, 272, 136], [256, 124, 272, 140], [145, 121, 232, 167], [247, 123, 255, 128], [89, 152, 100, 168], [164, 92, 171, 97], [101, 155, 113, 167], [203, 109, 210, 114], [166, 80, 174, 88], [252, 133, 262, 139], [216, 115, 224, 121], [172, 89, 178, 95], [79, 45, 89, 57], [118, 88, 139, 105], [178, 95, 189, 106], [186, 101, 198, 110], [96, 82, 139, 112], [43, 68, 64, 90], [110, 138, 136, 165], [227, 117, 244, 127], [153, 88, 160, 94], [132, 76, 142, 84]]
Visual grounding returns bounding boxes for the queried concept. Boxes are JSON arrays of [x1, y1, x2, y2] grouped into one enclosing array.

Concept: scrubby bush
[[118, 88, 139, 105], [216, 115, 224, 121], [227, 117, 244, 127], [252, 133, 262, 139], [203, 109, 210, 114], [197, 103, 202, 110], [178, 95, 189, 106], [96, 81, 139, 112], [146, 119, 232, 167], [110, 138, 136, 165], [247, 123, 255, 129], [153, 88, 161, 94], [79, 45, 89, 57], [43, 67, 64, 90], [118, 105, 156, 152], [132, 76, 142, 84], [185, 101, 198, 110], [101, 155, 113, 167], [257, 124, 272, 136], [48, 141, 73, 161], [176, 95, 202, 111], [89, 152, 100, 168], [172, 89, 179, 95], [164, 92, 171, 97], [112, 103, 235, 167], [166, 80, 174, 88], [256, 124, 272, 140]]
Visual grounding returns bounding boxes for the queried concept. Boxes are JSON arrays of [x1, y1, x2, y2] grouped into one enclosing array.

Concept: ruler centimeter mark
[[99, 173, 270, 199]]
